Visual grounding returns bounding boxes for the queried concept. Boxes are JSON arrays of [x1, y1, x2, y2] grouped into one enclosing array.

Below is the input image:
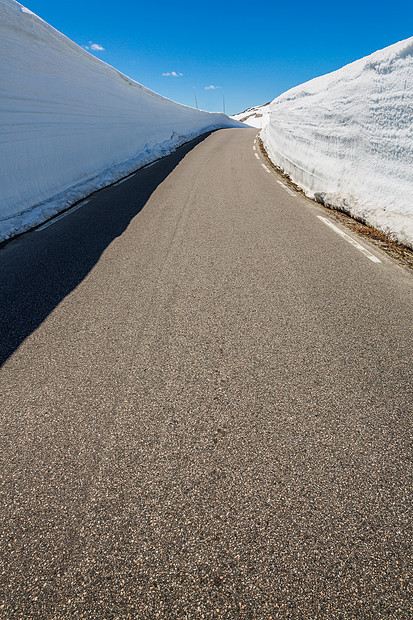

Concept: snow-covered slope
[[261, 38, 413, 248], [0, 0, 243, 242], [231, 103, 271, 128]]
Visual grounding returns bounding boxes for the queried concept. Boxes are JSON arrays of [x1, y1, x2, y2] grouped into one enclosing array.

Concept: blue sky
[[21, 0, 413, 115]]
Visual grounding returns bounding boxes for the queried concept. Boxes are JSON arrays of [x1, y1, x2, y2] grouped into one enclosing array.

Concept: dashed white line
[[317, 216, 381, 263], [112, 175, 133, 187], [253, 145, 256, 151], [36, 200, 90, 231], [276, 179, 295, 197], [253, 148, 296, 191]]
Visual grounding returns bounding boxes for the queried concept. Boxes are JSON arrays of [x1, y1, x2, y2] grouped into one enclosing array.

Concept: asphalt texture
[[1, 128, 412, 618]]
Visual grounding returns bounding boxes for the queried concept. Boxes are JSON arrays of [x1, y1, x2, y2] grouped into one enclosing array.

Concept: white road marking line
[[317, 216, 381, 263], [253, 145, 256, 151], [255, 153, 260, 160], [112, 176, 132, 187], [261, 163, 271, 173], [275, 178, 295, 197], [36, 200, 90, 231]]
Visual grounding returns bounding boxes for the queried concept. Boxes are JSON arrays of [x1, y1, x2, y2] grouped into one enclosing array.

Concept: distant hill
[[231, 102, 271, 128]]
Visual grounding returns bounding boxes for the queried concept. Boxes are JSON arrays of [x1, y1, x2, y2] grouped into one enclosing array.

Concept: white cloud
[[162, 71, 183, 77], [205, 85, 220, 90], [84, 42, 105, 51]]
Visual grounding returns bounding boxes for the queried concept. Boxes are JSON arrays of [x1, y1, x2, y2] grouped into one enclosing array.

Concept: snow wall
[[261, 38, 413, 248], [0, 0, 244, 242]]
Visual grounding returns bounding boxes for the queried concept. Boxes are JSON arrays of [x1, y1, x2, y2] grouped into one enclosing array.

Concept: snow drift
[[261, 38, 413, 248], [0, 0, 243, 242]]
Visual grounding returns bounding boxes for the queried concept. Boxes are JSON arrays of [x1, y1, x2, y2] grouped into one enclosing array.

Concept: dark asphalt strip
[[0, 131, 213, 366]]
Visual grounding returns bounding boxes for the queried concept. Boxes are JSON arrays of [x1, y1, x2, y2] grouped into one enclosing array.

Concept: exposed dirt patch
[[258, 137, 413, 271], [331, 211, 413, 269]]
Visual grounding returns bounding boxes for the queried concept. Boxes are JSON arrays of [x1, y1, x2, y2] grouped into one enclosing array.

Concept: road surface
[[1, 128, 412, 617]]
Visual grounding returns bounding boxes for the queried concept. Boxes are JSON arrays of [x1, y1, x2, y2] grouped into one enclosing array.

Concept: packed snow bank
[[0, 0, 243, 242], [261, 38, 413, 248], [231, 103, 271, 129]]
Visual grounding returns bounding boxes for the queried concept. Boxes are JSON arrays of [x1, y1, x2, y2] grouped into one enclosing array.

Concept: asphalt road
[[1, 128, 412, 618]]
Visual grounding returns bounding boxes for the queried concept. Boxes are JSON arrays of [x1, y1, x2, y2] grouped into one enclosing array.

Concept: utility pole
[[194, 87, 198, 109]]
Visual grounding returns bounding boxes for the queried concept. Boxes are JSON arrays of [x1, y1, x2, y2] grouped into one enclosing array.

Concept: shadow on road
[[0, 132, 212, 366]]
